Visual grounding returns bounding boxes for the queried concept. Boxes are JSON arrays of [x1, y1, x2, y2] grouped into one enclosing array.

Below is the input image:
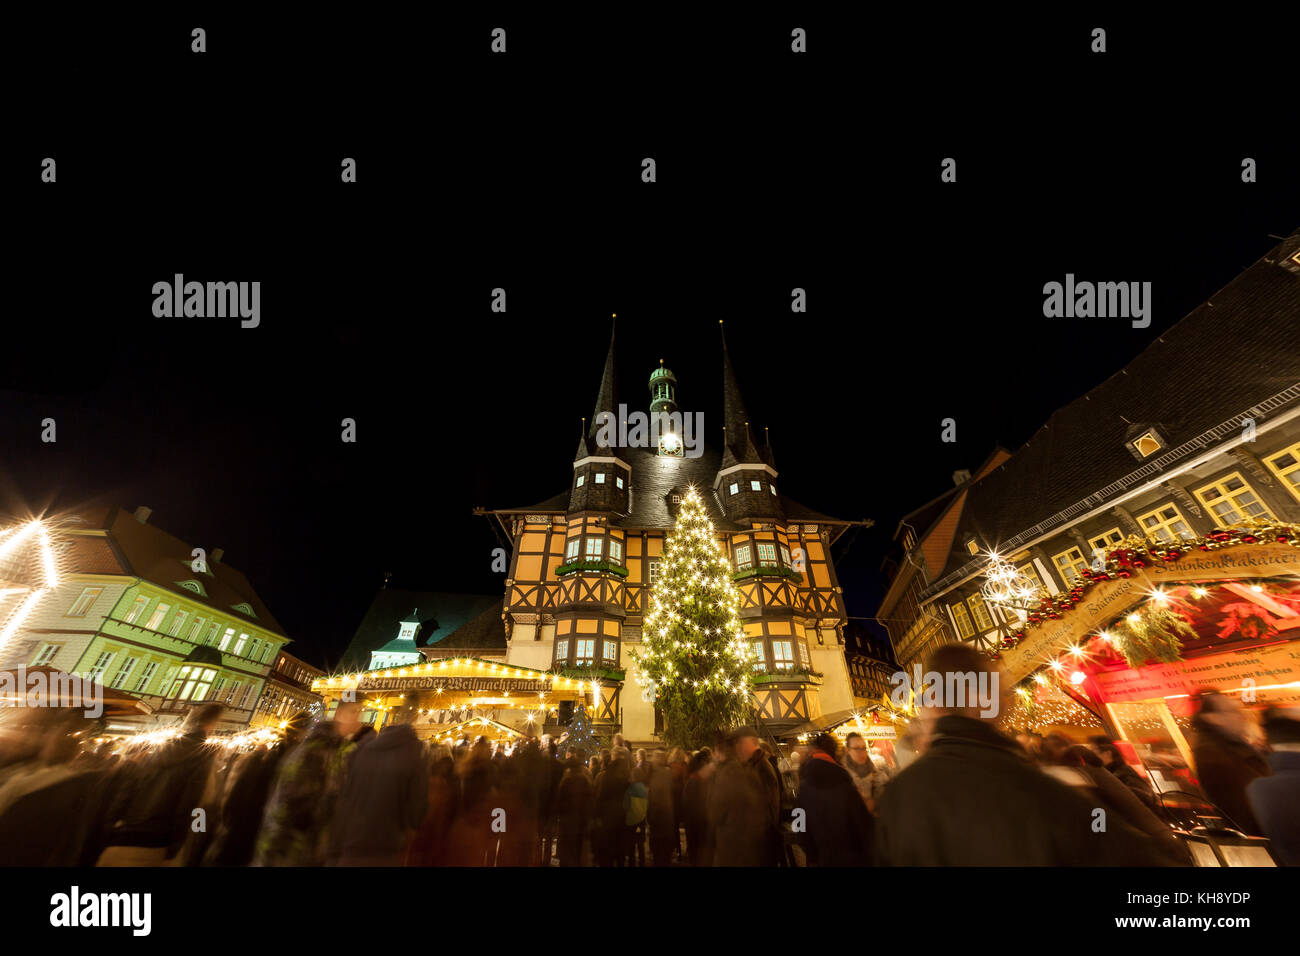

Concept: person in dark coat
[[254, 719, 347, 866], [1045, 745, 1189, 865], [1088, 737, 1158, 809], [736, 730, 781, 866], [592, 750, 631, 866], [206, 713, 310, 866], [681, 748, 713, 866], [1190, 690, 1270, 835], [446, 736, 501, 866], [328, 714, 428, 866], [647, 750, 678, 866], [874, 645, 1183, 866], [1246, 708, 1300, 865], [708, 732, 771, 866], [96, 703, 224, 866], [554, 757, 594, 866], [798, 733, 873, 866], [404, 752, 458, 866]]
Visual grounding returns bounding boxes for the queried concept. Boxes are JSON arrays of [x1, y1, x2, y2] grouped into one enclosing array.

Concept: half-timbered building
[[473, 324, 861, 744]]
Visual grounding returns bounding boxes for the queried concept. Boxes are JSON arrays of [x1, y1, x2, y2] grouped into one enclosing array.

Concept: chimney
[[211, 548, 224, 564], [134, 506, 152, 524], [952, 469, 972, 487]]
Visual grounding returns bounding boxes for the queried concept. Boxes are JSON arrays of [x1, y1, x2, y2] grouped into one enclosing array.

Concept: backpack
[[624, 781, 648, 826]]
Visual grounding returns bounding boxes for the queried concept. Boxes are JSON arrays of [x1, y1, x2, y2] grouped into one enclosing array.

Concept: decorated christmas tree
[[562, 702, 600, 759], [632, 484, 753, 748]]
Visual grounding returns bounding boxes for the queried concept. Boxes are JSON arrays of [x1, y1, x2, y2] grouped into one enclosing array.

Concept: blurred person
[[739, 730, 782, 864], [206, 711, 311, 865], [624, 753, 649, 866], [555, 756, 594, 866], [0, 712, 106, 866], [708, 729, 773, 866], [681, 747, 714, 865], [328, 705, 428, 866], [254, 714, 349, 866], [798, 732, 873, 866], [894, 717, 931, 770], [446, 735, 501, 866], [1088, 736, 1157, 809], [1044, 745, 1188, 865], [592, 748, 631, 866], [875, 645, 1179, 866], [1190, 689, 1269, 834], [493, 754, 535, 866], [538, 735, 563, 865], [647, 750, 677, 866], [667, 746, 688, 860], [842, 731, 887, 813], [96, 703, 223, 866], [1246, 707, 1300, 865], [404, 749, 458, 866]]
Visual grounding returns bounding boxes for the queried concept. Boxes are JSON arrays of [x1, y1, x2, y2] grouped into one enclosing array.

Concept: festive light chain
[[631, 485, 753, 699], [981, 520, 1300, 663]]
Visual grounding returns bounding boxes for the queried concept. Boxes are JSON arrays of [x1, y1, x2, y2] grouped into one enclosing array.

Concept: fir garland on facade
[[988, 518, 1299, 658], [1108, 602, 1196, 666]]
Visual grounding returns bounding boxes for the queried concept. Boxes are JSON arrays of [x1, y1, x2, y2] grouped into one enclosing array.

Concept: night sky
[[4, 12, 1297, 669]]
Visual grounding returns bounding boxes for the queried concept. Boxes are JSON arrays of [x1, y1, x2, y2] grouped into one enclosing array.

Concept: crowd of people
[[0, 644, 1296, 866]]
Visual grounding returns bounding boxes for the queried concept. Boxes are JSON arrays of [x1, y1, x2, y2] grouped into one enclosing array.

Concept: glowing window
[[1137, 504, 1194, 544], [1195, 473, 1274, 527]]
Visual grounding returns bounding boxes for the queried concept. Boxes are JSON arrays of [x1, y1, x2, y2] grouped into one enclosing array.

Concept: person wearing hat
[[1247, 707, 1299, 865]]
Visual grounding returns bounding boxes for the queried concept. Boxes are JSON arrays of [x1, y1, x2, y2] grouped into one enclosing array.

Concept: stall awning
[[780, 706, 905, 740]]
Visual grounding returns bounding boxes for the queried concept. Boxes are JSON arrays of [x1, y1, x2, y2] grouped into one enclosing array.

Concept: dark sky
[[3, 12, 1297, 668]]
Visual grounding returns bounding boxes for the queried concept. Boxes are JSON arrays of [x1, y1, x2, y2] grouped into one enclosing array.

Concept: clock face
[[658, 432, 683, 457]]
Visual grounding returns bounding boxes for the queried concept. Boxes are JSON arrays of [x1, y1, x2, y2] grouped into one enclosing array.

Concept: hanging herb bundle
[[1109, 604, 1195, 666]]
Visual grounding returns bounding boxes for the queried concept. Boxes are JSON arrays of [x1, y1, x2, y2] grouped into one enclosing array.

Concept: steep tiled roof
[[340, 589, 501, 670], [930, 231, 1300, 582], [101, 507, 289, 636], [425, 605, 507, 651], [498, 443, 851, 533]]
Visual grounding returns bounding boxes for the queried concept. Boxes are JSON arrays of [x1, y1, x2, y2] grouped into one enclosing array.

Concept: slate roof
[[424, 605, 508, 652], [927, 231, 1300, 584], [32, 507, 288, 637], [340, 589, 502, 670], [495, 321, 848, 533]]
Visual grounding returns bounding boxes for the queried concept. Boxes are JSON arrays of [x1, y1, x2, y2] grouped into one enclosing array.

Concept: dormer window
[[232, 602, 256, 618], [1132, 432, 1162, 457]]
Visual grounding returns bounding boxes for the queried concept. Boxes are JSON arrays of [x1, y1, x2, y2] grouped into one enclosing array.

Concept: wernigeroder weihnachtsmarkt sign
[[353, 674, 554, 694]]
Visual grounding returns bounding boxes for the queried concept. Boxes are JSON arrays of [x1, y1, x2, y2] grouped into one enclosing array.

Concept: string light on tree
[[631, 484, 753, 748]]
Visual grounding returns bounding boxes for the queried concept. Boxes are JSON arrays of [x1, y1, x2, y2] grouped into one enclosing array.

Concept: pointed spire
[[590, 318, 618, 439], [577, 317, 623, 461], [719, 320, 762, 465]]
